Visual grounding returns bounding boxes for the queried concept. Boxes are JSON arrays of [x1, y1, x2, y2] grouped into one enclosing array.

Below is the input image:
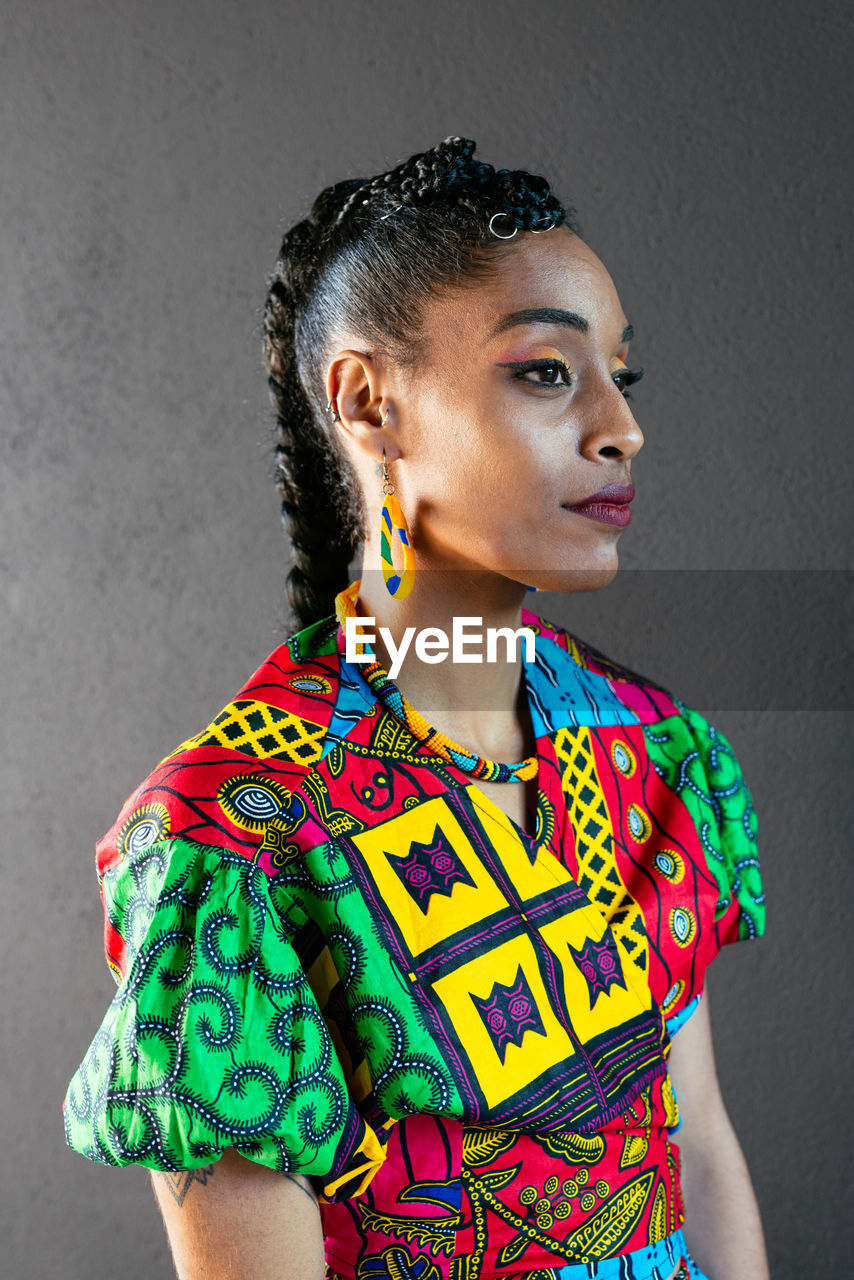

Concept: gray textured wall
[[2, 1, 851, 1276]]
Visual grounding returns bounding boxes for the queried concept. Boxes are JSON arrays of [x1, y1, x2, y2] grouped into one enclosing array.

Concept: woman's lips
[[563, 482, 634, 528], [566, 501, 632, 527]]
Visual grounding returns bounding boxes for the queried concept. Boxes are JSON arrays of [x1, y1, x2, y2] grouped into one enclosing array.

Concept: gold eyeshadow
[[497, 350, 630, 367], [494, 345, 568, 363]]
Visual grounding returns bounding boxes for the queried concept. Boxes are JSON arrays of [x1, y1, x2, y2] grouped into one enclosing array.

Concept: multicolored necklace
[[333, 580, 538, 783]]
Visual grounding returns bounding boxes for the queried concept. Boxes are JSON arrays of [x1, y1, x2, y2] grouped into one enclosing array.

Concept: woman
[[63, 137, 768, 1280]]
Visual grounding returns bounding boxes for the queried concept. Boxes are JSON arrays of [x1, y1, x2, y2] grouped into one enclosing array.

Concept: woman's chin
[[522, 560, 621, 596]]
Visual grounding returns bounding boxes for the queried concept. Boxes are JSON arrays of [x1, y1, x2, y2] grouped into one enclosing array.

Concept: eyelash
[[506, 359, 645, 399], [616, 367, 644, 400]]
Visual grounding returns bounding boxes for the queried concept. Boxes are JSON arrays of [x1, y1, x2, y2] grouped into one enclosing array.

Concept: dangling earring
[[380, 437, 415, 600]]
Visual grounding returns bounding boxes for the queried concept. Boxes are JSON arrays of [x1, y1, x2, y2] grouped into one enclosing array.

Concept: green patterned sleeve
[[679, 702, 766, 945], [62, 835, 386, 1192]]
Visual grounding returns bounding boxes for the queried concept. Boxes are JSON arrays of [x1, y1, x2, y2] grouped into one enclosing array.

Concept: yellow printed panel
[[553, 726, 649, 976], [162, 700, 326, 766], [351, 794, 508, 957], [465, 784, 574, 901], [539, 909, 652, 1044], [432, 934, 575, 1110]]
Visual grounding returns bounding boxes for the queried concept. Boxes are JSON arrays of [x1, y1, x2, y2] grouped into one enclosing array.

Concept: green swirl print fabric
[[63, 838, 372, 1177]]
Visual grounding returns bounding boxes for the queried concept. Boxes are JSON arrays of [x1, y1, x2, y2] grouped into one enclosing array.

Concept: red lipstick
[[564, 482, 635, 528]]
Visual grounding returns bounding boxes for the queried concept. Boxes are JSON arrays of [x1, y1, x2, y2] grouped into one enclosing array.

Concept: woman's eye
[[510, 360, 573, 387], [612, 366, 645, 400]]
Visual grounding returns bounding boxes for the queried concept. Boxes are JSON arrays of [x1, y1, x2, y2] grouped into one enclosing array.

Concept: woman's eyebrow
[[487, 307, 633, 344]]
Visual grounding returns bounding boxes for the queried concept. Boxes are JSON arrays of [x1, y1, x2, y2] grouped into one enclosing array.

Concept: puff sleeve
[[639, 696, 766, 1041], [648, 697, 766, 950], [62, 834, 387, 1198], [679, 701, 765, 947]]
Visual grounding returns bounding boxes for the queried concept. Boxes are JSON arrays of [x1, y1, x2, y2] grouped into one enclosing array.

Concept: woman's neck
[[349, 566, 538, 763]]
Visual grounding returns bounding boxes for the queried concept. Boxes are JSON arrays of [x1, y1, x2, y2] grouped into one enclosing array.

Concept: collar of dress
[[322, 580, 648, 762]]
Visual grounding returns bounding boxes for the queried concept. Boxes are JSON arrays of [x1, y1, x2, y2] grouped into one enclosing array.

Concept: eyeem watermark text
[[345, 616, 537, 678]]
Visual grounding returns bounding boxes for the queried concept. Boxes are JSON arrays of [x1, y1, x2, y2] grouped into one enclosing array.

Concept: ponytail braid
[[263, 209, 365, 633], [262, 138, 580, 632]]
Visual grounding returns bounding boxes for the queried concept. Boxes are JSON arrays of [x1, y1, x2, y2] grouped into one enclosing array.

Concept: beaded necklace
[[333, 580, 538, 783]]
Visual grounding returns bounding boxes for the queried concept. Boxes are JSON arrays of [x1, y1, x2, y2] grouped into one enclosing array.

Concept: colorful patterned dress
[[63, 587, 765, 1280]]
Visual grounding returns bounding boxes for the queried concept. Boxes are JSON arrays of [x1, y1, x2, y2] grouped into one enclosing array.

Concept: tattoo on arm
[[284, 1174, 320, 1208], [157, 1165, 217, 1207], [153, 1166, 319, 1211]]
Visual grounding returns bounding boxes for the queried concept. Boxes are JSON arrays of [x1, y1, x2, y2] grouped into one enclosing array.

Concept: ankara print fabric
[[62, 836, 388, 1190], [62, 605, 764, 1265]]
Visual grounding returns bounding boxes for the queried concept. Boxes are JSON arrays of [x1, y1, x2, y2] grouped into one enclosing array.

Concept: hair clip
[[488, 211, 518, 239], [380, 204, 404, 220]]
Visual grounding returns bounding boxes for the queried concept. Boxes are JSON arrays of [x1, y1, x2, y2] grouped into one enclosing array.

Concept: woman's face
[[390, 226, 644, 595]]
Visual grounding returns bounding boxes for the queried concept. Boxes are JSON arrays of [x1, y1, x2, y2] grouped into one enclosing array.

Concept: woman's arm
[[149, 1146, 326, 1280], [667, 981, 770, 1280]]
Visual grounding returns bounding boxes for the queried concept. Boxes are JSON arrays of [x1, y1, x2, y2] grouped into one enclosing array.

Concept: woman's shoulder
[[522, 605, 684, 726], [525, 607, 764, 949], [67, 610, 390, 1183], [95, 613, 348, 883]]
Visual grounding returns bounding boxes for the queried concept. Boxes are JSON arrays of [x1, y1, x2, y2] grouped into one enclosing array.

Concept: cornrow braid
[[262, 136, 581, 632], [333, 135, 564, 232]]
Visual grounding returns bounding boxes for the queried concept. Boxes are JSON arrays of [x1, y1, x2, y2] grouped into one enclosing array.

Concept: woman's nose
[[579, 381, 645, 460]]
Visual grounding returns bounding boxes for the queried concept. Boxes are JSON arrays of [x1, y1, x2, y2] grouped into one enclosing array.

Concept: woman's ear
[[327, 349, 401, 463]]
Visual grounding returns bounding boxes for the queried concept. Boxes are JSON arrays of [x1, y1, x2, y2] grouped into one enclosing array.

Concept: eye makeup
[[495, 346, 573, 387], [494, 344, 569, 366], [495, 348, 644, 398], [610, 358, 645, 400]]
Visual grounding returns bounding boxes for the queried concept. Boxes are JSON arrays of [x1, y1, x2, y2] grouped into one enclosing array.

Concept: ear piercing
[[327, 400, 390, 427]]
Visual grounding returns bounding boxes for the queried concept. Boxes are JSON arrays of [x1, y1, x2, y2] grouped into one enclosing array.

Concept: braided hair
[[262, 136, 580, 632]]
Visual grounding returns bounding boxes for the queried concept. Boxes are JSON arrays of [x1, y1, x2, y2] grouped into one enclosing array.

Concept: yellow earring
[[380, 443, 415, 599]]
